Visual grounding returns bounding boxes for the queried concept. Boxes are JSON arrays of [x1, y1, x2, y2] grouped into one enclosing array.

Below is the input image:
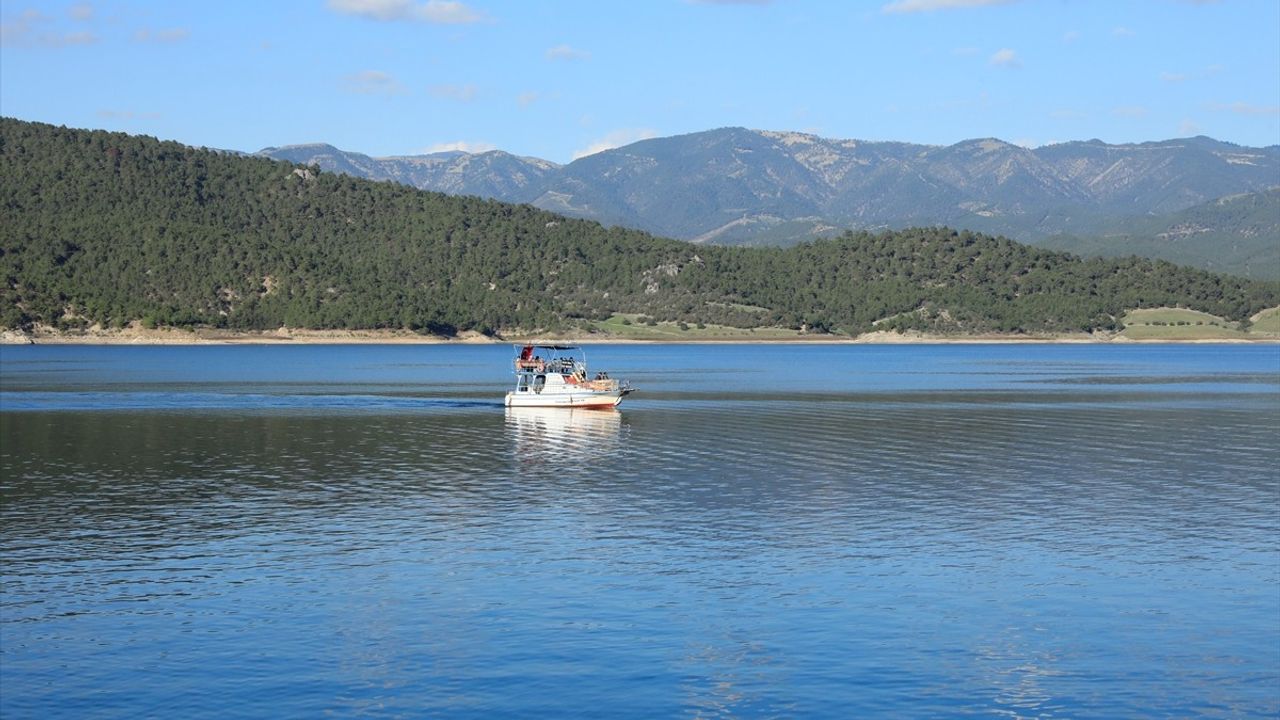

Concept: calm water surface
[[1, 343, 1278, 718]]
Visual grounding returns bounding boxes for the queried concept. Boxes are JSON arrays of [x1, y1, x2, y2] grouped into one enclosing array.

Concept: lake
[[1, 343, 1277, 718]]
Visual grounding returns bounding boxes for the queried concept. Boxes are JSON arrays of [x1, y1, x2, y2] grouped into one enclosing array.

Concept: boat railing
[[514, 358, 590, 375], [515, 358, 546, 372]]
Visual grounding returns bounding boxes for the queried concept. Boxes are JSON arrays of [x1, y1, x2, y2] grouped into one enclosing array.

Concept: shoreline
[[3, 327, 1276, 346]]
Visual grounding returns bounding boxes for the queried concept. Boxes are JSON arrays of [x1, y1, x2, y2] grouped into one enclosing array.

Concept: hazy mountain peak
[[757, 129, 824, 146], [257, 129, 1278, 256]]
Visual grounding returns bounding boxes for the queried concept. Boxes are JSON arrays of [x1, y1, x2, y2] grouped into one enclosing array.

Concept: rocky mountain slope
[[1040, 188, 1280, 280], [258, 143, 558, 201], [259, 128, 1280, 252]]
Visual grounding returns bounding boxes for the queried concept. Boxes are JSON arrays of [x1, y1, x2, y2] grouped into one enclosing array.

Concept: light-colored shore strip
[[3, 328, 1275, 346]]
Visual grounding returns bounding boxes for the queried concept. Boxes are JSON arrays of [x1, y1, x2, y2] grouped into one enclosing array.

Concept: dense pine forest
[[2, 118, 1276, 336]]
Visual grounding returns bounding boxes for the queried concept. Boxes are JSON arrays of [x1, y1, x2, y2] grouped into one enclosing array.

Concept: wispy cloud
[[571, 128, 659, 161], [687, 0, 773, 5], [1112, 105, 1149, 118], [1062, 30, 1079, 43], [517, 91, 540, 108], [1050, 108, 1086, 119], [342, 70, 407, 96], [989, 48, 1020, 68], [327, 0, 486, 24], [134, 27, 190, 44], [1112, 26, 1135, 37], [68, 3, 93, 21], [1178, 119, 1202, 135], [1207, 101, 1280, 116], [425, 140, 497, 154], [428, 83, 477, 102], [546, 44, 590, 62], [49, 30, 96, 46], [1160, 72, 1187, 83], [1, 9, 98, 47], [882, 0, 1017, 14]]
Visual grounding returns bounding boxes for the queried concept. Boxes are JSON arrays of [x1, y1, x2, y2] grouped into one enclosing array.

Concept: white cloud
[[1, 10, 98, 48], [0, 9, 44, 47], [134, 27, 191, 43], [1049, 108, 1086, 119], [546, 44, 590, 61], [425, 141, 498, 154], [69, 3, 93, 21], [327, 0, 485, 24], [342, 70, 407, 95], [882, 0, 1017, 13], [988, 48, 1020, 68], [1159, 72, 1187, 83], [1208, 102, 1280, 116], [428, 83, 477, 102], [1178, 119, 1202, 135], [571, 128, 659, 161], [52, 30, 96, 46], [1112, 105, 1149, 118]]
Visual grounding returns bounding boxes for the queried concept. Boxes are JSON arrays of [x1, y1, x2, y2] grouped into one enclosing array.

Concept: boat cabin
[[506, 344, 630, 407]]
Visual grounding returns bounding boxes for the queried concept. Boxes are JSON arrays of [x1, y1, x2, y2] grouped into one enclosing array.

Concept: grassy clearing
[[1249, 307, 1280, 335], [1123, 308, 1235, 325], [589, 314, 808, 340], [1120, 307, 1250, 340]]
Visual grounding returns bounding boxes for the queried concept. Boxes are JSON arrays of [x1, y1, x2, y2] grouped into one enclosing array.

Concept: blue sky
[[1, 0, 1277, 162]]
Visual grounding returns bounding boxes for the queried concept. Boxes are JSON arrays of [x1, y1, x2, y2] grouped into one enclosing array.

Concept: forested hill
[[2, 118, 1276, 337], [1040, 189, 1280, 281]]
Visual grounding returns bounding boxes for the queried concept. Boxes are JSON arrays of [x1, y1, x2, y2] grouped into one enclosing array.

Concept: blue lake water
[[1, 343, 1278, 718]]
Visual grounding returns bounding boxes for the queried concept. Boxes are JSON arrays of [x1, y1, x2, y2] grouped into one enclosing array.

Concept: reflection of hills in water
[[505, 407, 624, 468]]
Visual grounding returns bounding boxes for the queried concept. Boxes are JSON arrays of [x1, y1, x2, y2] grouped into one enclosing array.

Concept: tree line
[[2, 118, 1276, 336]]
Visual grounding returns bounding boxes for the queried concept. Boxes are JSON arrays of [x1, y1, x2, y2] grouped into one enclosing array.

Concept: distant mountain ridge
[[258, 143, 558, 200], [1041, 188, 1280, 280], [258, 129, 1280, 253]]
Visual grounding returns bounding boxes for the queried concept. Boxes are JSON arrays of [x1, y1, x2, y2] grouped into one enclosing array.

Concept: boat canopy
[[515, 343, 580, 351]]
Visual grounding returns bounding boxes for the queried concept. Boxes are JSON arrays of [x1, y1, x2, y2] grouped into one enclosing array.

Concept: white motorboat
[[504, 344, 633, 408]]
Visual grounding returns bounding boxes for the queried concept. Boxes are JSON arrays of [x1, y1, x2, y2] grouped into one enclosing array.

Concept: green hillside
[[1040, 189, 1280, 280], [2, 118, 1277, 337]]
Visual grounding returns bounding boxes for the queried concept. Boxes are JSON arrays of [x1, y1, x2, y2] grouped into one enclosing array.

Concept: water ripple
[[2, 344, 1278, 719]]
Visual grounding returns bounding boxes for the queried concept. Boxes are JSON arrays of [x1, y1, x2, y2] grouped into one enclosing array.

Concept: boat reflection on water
[[505, 406, 624, 469]]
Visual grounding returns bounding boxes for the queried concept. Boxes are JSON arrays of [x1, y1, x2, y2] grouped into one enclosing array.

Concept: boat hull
[[504, 390, 624, 408]]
